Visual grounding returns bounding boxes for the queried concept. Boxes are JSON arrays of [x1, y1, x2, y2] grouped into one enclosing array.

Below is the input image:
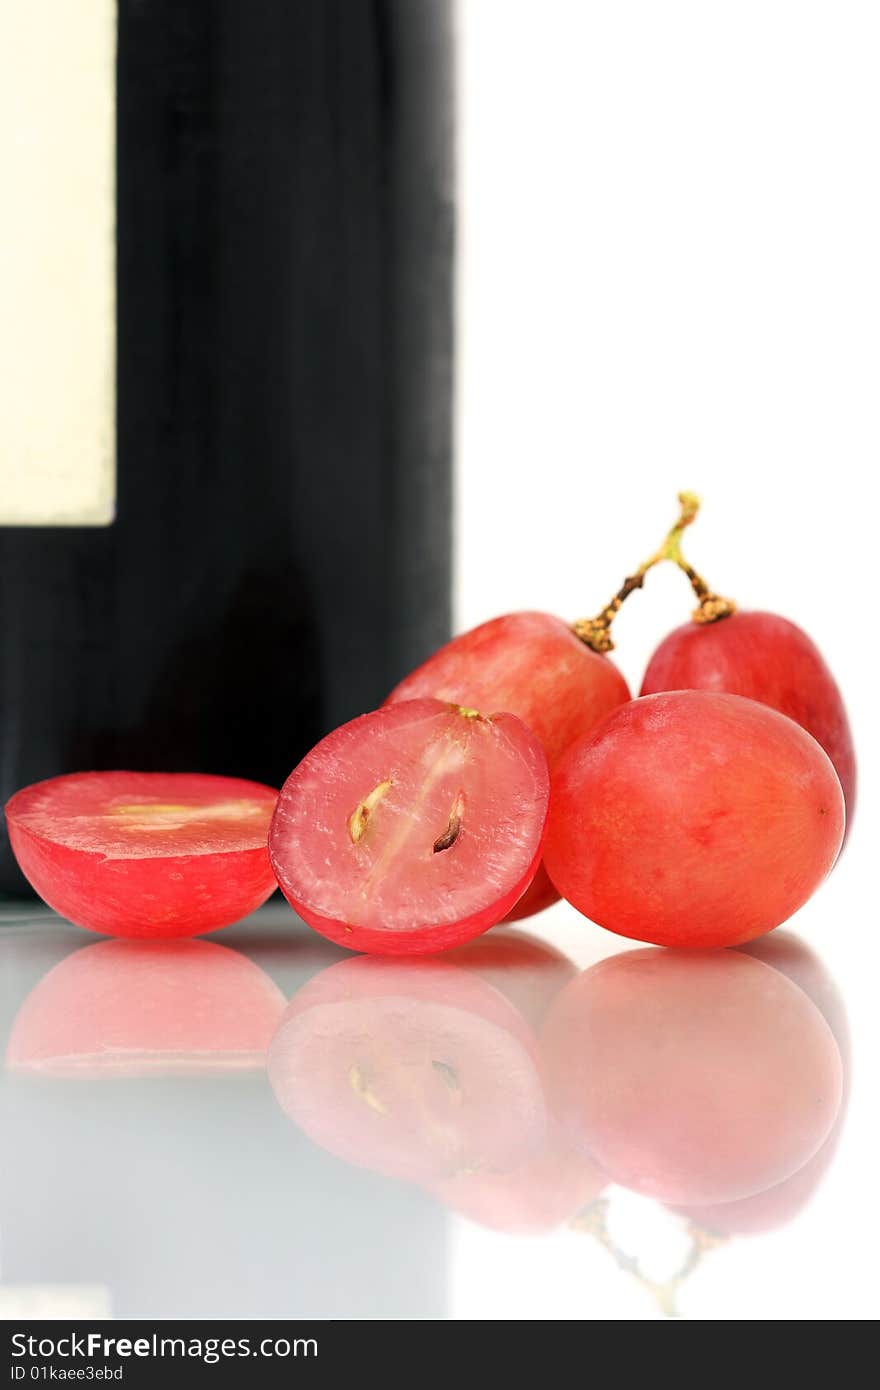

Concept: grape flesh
[[269, 699, 550, 955], [386, 612, 630, 917]]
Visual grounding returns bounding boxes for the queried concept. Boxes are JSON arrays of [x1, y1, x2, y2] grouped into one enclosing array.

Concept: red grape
[[4, 771, 279, 938], [544, 691, 844, 948], [269, 698, 550, 955], [503, 861, 561, 923], [267, 955, 547, 1184], [386, 612, 629, 771], [6, 938, 286, 1078], [641, 611, 856, 828], [542, 949, 843, 1206]]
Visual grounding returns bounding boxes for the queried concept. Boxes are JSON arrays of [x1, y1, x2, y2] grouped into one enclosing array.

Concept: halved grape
[[544, 691, 844, 948], [5, 771, 279, 938], [386, 613, 630, 921], [542, 949, 843, 1206], [269, 699, 550, 955]]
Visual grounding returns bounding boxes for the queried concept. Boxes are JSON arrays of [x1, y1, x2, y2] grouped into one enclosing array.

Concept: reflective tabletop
[[0, 876, 875, 1321]]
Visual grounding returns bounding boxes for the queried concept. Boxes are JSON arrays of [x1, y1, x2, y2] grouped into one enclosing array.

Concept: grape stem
[[572, 491, 737, 653], [570, 1199, 726, 1318]]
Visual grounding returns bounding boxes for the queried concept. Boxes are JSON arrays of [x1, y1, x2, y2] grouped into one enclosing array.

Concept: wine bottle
[[0, 0, 454, 896]]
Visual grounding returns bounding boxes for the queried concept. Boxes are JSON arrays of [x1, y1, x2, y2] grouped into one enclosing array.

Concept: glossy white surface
[[0, 880, 874, 1321]]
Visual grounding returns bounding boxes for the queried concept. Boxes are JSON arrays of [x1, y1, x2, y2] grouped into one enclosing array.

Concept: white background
[[454, 0, 878, 1318]]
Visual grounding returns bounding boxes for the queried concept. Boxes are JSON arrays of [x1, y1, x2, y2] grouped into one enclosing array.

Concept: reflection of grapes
[[267, 955, 547, 1184], [542, 949, 843, 1205], [446, 928, 577, 1031], [425, 933, 603, 1234], [6, 939, 286, 1077], [430, 1127, 604, 1237], [672, 932, 850, 1236], [266, 931, 607, 1234]]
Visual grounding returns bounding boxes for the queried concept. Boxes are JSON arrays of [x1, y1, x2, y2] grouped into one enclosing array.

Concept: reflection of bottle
[[6, 939, 286, 1077], [0, 1, 453, 896]]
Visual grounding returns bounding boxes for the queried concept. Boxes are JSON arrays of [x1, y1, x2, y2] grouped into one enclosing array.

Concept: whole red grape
[[641, 611, 856, 827], [386, 611, 630, 770], [544, 691, 844, 948]]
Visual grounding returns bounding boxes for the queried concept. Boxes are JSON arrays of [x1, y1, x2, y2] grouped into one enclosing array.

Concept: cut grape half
[[269, 699, 551, 955], [5, 771, 279, 938]]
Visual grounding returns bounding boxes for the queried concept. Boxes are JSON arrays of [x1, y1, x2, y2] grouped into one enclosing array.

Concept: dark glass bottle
[[0, 0, 454, 895]]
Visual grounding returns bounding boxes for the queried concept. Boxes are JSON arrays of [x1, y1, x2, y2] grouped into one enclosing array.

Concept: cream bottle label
[[0, 1, 115, 526]]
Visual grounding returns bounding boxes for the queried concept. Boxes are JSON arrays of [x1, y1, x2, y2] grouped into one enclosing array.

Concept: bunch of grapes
[[4, 494, 853, 952]]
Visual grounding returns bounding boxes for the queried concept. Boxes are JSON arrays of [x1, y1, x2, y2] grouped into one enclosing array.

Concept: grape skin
[[543, 690, 845, 949], [641, 610, 856, 829]]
